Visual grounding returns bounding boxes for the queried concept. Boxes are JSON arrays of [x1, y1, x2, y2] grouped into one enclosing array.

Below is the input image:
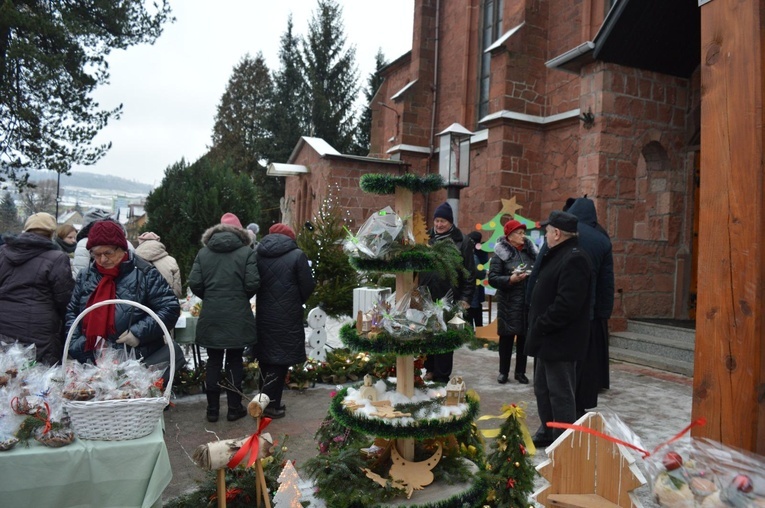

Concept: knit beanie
[[433, 202, 454, 223], [269, 223, 296, 240], [466, 230, 482, 245], [137, 232, 160, 245], [246, 223, 260, 235], [503, 219, 526, 236], [220, 212, 243, 228], [23, 212, 57, 234], [86, 220, 129, 251]]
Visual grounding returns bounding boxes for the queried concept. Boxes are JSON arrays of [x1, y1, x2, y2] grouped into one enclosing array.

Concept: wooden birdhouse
[[359, 374, 378, 402], [447, 314, 466, 330], [534, 412, 646, 508], [445, 376, 466, 406]]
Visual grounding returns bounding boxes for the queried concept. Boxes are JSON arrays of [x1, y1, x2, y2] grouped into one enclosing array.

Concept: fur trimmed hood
[[201, 223, 251, 251], [493, 235, 538, 262]]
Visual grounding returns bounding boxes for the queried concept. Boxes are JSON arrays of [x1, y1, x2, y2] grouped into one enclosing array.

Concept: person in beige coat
[[135, 232, 183, 298]]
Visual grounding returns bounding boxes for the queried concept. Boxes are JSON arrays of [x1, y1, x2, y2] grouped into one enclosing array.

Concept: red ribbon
[[226, 417, 272, 469], [547, 417, 706, 459]]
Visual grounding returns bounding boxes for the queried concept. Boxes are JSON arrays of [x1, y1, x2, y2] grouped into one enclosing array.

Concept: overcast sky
[[67, 0, 414, 187]]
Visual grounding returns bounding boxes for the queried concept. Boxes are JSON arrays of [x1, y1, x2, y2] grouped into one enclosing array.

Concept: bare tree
[[19, 179, 58, 216]]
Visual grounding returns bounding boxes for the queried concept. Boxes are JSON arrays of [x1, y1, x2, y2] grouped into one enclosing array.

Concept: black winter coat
[[566, 198, 615, 320], [188, 224, 259, 349], [254, 234, 316, 366], [0, 232, 75, 365], [419, 226, 476, 305], [489, 236, 538, 336], [66, 253, 180, 363], [525, 237, 592, 362]]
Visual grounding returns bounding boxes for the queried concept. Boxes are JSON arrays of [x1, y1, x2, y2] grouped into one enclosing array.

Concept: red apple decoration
[[662, 451, 684, 471], [732, 474, 754, 493]]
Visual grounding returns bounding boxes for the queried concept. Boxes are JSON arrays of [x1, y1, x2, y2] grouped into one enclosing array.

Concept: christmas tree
[[273, 460, 302, 507], [472, 196, 538, 253], [484, 404, 537, 507]]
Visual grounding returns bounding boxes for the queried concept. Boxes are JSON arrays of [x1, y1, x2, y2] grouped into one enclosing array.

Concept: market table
[[0, 420, 171, 508], [174, 312, 202, 369]]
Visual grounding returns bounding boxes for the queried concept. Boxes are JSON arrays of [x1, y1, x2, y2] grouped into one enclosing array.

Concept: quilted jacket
[[254, 233, 315, 366], [65, 252, 180, 363]]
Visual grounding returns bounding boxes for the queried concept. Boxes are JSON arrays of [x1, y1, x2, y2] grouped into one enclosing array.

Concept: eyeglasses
[[90, 248, 122, 260]]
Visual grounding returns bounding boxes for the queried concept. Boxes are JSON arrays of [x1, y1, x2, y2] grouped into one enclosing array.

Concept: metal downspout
[[425, 0, 441, 215]]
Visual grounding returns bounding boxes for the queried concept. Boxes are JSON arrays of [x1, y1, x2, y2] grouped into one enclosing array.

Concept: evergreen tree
[[352, 49, 388, 155], [0, 1, 173, 186], [484, 405, 537, 506], [296, 184, 360, 317], [0, 191, 20, 234], [210, 52, 282, 227], [143, 156, 260, 283], [266, 15, 308, 165], [210, 53, 273, 175], [301, 0, 360, 153]]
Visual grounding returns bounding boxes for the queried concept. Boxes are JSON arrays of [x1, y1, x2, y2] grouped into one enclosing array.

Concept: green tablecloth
[[0, 420, 171, 508]]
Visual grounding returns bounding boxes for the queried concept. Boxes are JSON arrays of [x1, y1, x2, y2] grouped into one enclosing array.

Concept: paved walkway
[[161, 317, 693, 507]]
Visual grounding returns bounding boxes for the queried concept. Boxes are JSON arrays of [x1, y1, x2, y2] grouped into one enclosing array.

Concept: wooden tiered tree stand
[[330, 173, 485, 507]]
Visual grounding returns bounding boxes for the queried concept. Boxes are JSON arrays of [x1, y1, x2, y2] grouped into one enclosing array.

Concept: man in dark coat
[[254, 223, 316, 419], [0, 213, 74, 365], [419, 202, 476, 383], [567, 197, 615, 417], [526, 210, 592, 447], [188, 212, 259, 422]]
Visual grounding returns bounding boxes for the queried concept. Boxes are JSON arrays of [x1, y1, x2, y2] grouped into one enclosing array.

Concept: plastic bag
[[382, 286, 447, 337], [343, 206, 405, 259], [647, 438, 765, 507]]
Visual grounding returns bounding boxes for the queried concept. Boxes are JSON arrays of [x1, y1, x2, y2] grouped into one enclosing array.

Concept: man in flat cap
[[525, 210, 592, 447]]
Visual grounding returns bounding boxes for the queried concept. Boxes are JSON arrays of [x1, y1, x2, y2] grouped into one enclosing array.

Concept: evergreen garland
[[339, 323, 472, 356], [304, 409, 489, 508], [349, 241, 467, 289], [329, 386, 480, 439], [359, 173, 445, 195], [483, 406, 537, 507]]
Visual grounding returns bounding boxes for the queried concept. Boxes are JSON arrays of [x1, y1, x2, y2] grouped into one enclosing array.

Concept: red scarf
[[82, 254, 126, 351]]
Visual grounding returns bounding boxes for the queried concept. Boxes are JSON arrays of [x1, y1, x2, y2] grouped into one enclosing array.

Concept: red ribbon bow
[[547, 417, 706, 459], [227, 417, 272, 469]]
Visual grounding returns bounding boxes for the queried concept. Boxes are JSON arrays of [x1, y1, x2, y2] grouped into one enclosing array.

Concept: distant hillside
[[28, 170, 154, 195]]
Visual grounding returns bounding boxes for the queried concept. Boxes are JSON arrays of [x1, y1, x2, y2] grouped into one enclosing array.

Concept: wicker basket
[[61, 299, 176, 441]]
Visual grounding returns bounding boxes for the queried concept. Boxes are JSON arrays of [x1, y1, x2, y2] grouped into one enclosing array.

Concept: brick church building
[[273, 0, 702, 331]]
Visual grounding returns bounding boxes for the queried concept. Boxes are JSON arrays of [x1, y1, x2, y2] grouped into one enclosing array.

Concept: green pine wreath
[[339, 323, 472, 356], [329, 385, 479, 439], [360, 173, 445, 195]]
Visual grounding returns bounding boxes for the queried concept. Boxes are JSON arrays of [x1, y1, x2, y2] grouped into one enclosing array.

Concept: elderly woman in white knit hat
[[0, 213, 75, 365]]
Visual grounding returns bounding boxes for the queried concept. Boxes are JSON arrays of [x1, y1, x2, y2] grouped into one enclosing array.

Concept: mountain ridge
[[28, 170, 155, 195]]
